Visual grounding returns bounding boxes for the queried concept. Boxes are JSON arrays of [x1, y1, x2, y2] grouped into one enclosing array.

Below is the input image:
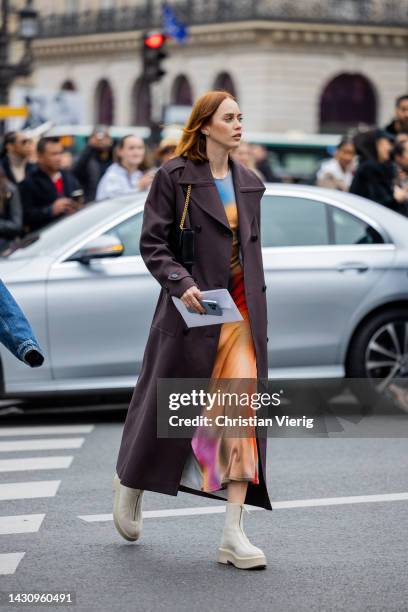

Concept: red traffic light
[[142, 31, 167, 83], [144, 33, 166, 49]]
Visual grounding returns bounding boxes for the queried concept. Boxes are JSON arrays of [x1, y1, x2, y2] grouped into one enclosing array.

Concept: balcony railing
[[38, 0, 408, 39]]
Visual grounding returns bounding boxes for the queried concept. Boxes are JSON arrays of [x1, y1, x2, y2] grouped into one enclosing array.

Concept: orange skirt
[[191, 270, 259, 492]]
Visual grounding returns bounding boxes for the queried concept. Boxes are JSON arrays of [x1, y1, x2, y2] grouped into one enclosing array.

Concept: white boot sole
[[217, 547, 267, 570], [112, 476, 141, 542]]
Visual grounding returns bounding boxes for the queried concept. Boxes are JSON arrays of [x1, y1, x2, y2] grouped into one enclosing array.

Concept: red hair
[[175, 90, 236, 162]]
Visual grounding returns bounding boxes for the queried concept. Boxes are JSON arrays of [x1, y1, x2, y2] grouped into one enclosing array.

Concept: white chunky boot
[[217, 502, 267, 569], [112, 474, 144, 542]]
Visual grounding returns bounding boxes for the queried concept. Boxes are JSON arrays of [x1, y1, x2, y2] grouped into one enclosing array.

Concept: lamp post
[[0, 0, 38, 126]]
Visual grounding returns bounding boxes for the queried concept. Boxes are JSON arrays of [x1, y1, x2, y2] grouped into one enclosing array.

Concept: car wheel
[[347, 307, 408, 404]]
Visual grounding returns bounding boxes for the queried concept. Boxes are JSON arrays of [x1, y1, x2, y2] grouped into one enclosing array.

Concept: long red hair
[[175, 90, 236, 162]]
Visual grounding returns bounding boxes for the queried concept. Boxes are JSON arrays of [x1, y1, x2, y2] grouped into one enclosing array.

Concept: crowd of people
[[316, 94, 408, 216], [0, 128, 181, 251], [1, 93, 408, 252], [0, 126, 277, 252]]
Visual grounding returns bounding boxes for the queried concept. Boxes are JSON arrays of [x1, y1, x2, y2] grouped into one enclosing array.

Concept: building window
[[213, 72, 237, 99], [319, 73, 377, 133], [95, 79, 114, 126], [171, 75, 193, 106], [132, 77, 151, 126]]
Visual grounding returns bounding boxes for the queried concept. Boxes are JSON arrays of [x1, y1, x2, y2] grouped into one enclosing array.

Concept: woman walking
[[114, 91, 272, 570]]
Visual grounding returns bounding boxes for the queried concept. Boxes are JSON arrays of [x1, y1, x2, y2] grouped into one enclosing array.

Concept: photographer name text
[[168, 415, 314, 429]]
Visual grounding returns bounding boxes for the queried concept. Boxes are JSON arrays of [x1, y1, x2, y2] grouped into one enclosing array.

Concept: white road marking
[[0, 481, 61, 501], [0, 425, 94, 437], [0, 552, 25, 575], [0, 514, 45, 535], [0, 427, 91, 577], [0, 438, 84, 452], [80, 506, 228, 522], [0, 456, 73, 472], [78, 491, 408, 523], [272, 492, 408, 508]]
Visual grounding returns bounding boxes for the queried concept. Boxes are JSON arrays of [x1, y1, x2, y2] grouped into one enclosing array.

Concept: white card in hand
[[171, 289, 243, 328]]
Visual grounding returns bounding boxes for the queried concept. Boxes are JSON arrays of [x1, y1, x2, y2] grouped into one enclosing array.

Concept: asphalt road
[[0, 399, 407, 612]]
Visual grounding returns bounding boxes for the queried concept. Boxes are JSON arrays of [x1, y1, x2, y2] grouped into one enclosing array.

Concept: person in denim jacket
[[0, 279, 44, 367]]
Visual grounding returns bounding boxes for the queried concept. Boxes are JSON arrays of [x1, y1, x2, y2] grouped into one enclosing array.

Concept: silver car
[[1, 184, 408, 398]]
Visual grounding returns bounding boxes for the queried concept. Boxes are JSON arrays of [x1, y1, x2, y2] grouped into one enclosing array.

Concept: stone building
[[17, 0, 408, 134]]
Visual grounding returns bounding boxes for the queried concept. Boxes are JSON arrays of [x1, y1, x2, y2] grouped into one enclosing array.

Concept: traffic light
[[142, 32, 167, 83]]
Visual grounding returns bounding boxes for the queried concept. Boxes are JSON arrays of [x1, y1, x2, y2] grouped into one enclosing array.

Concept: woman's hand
[[394, 185, 408, 204], [138, 171, 155, 192], [180, 285, 206, 314]]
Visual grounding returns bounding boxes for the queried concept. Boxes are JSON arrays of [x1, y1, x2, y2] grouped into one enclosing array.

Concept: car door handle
[[337, 262, 369, 273]]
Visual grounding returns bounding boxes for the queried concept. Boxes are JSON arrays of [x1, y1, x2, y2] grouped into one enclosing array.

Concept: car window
[[3, 195, 142, 260], [331, 207, 384, 244], [105, 212, 143, 256], [261, 195, 329, 247]]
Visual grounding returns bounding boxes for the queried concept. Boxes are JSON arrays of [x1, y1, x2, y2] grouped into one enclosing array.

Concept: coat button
[[262, 285, 267, 292], [195, 225, 202, 233], [251, 234, 258, 242], [267, 336, 269, 343], [223, 230, 230, 237], [183, 328, 190, 336], [169, 272, 179, 280]]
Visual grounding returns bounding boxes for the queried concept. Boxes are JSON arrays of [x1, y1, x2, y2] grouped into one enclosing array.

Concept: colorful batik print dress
[[180, 170, 260, 497]]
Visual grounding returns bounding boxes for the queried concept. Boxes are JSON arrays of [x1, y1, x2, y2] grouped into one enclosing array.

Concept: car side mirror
[[68, 233, 124, 265]]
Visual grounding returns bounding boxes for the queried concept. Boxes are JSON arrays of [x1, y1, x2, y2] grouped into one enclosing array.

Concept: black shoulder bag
[[178, 184, 195, 270]]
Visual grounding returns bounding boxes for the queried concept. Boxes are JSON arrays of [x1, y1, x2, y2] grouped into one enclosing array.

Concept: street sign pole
[[149, 80, 163, 146]]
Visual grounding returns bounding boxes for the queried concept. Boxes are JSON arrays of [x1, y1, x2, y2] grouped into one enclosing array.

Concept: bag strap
[[179, 184, 192, 230]]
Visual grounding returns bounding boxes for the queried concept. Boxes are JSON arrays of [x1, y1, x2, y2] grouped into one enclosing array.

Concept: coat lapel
[[178, 158, 230, 230], [230, 158, 265, 248], [177, 157, 265, 242]]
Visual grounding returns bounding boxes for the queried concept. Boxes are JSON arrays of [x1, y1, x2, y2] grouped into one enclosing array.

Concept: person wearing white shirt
[[95, 134, 154, 200], [316, 137, 356, 191]]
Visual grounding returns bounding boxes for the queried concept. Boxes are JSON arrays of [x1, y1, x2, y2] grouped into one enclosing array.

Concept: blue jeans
[[0, 279, 44, 366]]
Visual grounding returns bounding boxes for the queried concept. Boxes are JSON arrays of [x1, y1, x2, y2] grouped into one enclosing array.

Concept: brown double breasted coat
[[116, 155, 272, 510]]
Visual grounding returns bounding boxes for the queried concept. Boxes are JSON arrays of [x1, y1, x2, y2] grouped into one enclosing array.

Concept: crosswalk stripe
[[78, 491, 408, 523], [0, 552, 25, 575], [273, 491, 408, 508], [0, 456, 73, 472], [0, 427, 90, 578], [80, 507, 225, 522], [0, 481, 60, 501], [0, 514, 45, 535], [0, 425, 94, 437], [0, 438, 84, 452]]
